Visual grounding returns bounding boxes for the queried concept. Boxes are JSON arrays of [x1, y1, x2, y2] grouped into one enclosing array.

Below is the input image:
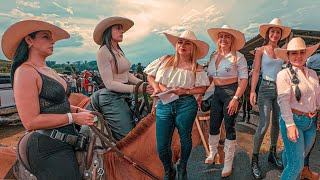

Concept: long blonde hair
[[163, 41, 198, 77], [210, 34, 237, 63]]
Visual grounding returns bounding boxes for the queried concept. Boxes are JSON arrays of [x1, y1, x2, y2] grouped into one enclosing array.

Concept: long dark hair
[[262, 27, 282, 46], [10, 31, 39, 86], [100, 24, 124, 74]]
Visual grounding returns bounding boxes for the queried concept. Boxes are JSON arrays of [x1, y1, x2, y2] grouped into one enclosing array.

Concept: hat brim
[[275, 43, 320, 61], [93, 17, 134, 45], [163, 33, 209, 60], [1, 20, 70, 60], [207, 28, 246, 51], [259, 24, 291, 40]]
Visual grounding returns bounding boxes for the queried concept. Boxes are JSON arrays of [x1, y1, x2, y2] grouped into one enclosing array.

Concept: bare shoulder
[[159, 54, 173, 61], [15, 64, 39, 79]]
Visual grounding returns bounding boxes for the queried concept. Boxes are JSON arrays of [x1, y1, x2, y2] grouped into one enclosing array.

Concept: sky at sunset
[[0, 0, 319, 65]]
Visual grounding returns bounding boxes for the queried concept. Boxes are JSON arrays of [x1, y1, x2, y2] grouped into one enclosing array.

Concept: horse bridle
[[89, 111, 159, 180]]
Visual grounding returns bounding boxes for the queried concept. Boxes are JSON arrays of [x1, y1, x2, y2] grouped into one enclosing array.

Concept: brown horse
[[69, 93, 202, 179], [1, 93, 207, 179]]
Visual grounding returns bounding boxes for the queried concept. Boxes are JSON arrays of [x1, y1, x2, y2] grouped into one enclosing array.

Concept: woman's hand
[[138, 84, 154, 95], [172, 88, 188, 96], [287, 125, 299, 142], [73, 112, 95, 126], [227, 98, 239, 116], [250, 92, 257, 107], [151, 87, 162, 97], [197, 95, 203, 108]]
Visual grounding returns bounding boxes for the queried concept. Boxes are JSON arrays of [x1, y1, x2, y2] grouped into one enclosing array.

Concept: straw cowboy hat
[[1, 20, 70, 60], [207, 25, 246, 51], [93, 16, 134, 45], [274, 37, 319, 60], [164, 30, 209, 60], [259, 18, 291, 40]]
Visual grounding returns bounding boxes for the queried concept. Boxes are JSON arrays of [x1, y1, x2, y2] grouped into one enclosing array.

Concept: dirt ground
[[0, 124, 25, 147]]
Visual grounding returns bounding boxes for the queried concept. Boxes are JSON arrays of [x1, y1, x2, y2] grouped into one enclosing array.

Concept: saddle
[[14, 126, 106, 180]]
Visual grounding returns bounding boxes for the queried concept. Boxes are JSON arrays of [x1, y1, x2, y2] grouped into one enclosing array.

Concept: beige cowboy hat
[[164, 30, 209, 60], [1, 20, 70, 60], [274, 37, 320, 60], [207, 25, 246, 51], [93, 16, 134, 45], [259, 18, 291, 40]]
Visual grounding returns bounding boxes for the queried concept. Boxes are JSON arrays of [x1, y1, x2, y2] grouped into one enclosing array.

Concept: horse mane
[[116, 114, 155, 149]]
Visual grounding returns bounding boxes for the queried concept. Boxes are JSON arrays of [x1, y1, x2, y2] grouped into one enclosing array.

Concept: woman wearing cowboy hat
[[276, 37, 320, 180], [249, 18, 291, 178], [144, 30, 209, 180], [93, 16, 153, 141], [205, 25, 248, 177], [1, 20, 95, 179]]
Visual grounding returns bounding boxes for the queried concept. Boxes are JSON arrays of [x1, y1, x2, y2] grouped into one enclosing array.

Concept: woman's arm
[[147, 75, 161, 96], [14, 66, 94, 131], [250, 48, 263, 106], [128, 72, 143, 84]]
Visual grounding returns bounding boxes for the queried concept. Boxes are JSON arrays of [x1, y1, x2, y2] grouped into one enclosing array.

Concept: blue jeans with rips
[[280, 113, 317, 180], [156, 95, 197, 172]]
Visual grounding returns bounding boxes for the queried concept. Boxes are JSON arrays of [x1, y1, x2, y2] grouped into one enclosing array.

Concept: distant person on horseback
[[205, 25, 248, 177], [93, 16, 153, 141], [145, 30, 209, 180], [2, 20, 95, 179]]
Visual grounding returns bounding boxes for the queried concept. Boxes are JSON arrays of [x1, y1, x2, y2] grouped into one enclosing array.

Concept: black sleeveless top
[[33, 68, 79, 135]]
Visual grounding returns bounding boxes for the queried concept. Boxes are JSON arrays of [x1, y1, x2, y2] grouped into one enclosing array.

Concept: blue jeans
[[280, 113, 317, 180], [156, 95, 197, 172], [253, 80, 280, 154]]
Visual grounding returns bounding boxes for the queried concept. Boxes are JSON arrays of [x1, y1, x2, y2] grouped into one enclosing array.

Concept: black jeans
[[27, 132, 81, 180], [209, 83, 238, 140]]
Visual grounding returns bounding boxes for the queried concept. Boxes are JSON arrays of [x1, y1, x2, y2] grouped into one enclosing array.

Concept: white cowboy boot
[[205, 134, 220, 164], [221, 139, 236, 177]]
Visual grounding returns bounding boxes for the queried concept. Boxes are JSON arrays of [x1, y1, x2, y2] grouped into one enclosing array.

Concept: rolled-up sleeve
[[237, 54, 248, 79], [277, 70, 295, 127]]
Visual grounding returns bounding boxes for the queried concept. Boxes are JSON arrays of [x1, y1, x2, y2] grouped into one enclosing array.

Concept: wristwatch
[[233, 96, 242, 103]]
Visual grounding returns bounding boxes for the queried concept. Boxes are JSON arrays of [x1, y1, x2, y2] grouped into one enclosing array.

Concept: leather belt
[[36, 129, 78, 146], [291, 109, 317, 119], [262, 79, 276, 85]]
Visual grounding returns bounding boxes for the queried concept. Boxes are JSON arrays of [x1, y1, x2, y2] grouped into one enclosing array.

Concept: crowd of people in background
[[61, 63, 145, 96]]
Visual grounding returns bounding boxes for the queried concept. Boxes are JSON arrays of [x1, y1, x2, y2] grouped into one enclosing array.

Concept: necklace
[[27, 61, 58, 76]]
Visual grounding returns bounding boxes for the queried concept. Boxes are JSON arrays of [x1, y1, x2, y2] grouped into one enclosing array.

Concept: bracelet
[[76, 107, 79, 113], [67, 113, 73, 124]]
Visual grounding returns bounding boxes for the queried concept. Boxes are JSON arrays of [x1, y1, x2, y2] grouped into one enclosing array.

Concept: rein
[[89, 111, 159, 180]]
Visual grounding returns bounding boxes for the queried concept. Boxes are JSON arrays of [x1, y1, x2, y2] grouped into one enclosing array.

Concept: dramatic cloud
[[0, 0, 319, 64], [52, 2, 74, 15], [16, 0, 40, 9]]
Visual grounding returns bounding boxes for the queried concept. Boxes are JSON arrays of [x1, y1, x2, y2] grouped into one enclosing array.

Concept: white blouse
[[144, 58, 210, 89], [207, 51, 248, 79]]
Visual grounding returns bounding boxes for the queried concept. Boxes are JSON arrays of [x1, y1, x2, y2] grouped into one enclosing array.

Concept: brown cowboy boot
[[300, 166, 320, 180]]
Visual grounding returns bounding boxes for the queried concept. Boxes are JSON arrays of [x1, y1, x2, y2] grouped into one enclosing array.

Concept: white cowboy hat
[[1, 20, 70, 60], [259, 18, 291, 40], [207, 25, 246, 50], [93, 16, 134, 45], [274, 37, 319, 60], [164, 30, 209, 60]]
